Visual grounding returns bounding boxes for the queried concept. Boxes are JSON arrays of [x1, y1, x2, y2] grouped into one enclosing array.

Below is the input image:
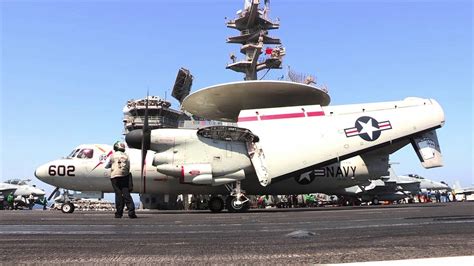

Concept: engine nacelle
[[156, 163, 245, 186], [150, 127, 255, 186], [152, 151, 176, 166]]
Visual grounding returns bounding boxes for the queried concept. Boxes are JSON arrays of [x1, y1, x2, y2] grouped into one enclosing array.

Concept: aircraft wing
[[237, 97, 445, 183]]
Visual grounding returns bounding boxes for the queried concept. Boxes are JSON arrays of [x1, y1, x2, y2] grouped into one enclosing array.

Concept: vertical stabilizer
[[411, 130, 443, 168]]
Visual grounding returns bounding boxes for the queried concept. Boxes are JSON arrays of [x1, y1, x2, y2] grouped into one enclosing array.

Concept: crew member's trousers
[[111, 174, 135, 217]]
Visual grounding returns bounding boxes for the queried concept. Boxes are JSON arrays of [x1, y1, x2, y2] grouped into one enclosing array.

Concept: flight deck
[[1, 202, 473, 264]]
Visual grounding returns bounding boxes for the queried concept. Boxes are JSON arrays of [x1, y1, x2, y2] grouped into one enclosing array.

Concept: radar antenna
[[287, 67, 317, 85], [287, 66, 329, 93]]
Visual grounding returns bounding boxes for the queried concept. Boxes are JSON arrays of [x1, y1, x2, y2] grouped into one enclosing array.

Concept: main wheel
[[61, 203, 75, 213], [372, 198, 380, 205], [209, 197, 224, 213], [226, 196, 250, 213]]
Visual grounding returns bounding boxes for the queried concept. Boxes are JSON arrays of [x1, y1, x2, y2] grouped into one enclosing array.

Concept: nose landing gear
[[226, 195, 250, 212], [207, 181, 251, 213], [225, 180, 250, 213], [61, 202, 75, 213]]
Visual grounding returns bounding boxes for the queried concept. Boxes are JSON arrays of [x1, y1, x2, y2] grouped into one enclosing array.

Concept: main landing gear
[[208, 181, 250, 213], [209, 196, 225, 213]]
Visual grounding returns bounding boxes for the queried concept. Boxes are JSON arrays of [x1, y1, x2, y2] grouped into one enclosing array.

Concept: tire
[[226, 196, 250, 213], [372, 198, 380, 205], [209, 197, 224, 213], [61, 203, 75, 213]]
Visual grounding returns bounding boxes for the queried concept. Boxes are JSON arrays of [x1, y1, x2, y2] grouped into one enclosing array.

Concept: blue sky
[[1, 0, 472, 197]]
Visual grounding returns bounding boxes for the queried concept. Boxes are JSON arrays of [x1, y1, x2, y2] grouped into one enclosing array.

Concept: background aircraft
[[403, 174, 451, 192], [0, 182, 17, 196], [1, 179, 46, 197], [452, 181, 474, 201], [0, 179, 46, 209], [333, 167, 450, 205]]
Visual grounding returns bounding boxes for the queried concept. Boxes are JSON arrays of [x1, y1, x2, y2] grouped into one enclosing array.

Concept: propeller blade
[[47, 187, 60, 201], [141, 145, 147, 194], [144, 91, 149, 136], [141, 92, 151, 194]]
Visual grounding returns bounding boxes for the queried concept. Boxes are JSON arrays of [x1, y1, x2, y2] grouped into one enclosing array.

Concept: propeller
[[125, 92, 151, 194], [141, 92, 151, 194]]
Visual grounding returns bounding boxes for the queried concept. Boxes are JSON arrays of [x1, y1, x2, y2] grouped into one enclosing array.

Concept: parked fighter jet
[[333, 167, 422, 205], [328, 166, 451, 205], [0, 182, 17, 196], [1, 179, 46, 197], [452, 181, 473, 201], [36, 80, 445, 212], [402, 174, 450, 192], [0, 179, 46, 209]]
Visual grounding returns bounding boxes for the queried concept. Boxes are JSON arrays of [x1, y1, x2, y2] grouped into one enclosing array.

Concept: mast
[[226, 0, 285, 80]]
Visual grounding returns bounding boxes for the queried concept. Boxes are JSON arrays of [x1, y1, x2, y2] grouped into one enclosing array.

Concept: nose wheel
[[61, 202, 75, 213], [226, 195, 250, 212], [225, 181, 250, 213]]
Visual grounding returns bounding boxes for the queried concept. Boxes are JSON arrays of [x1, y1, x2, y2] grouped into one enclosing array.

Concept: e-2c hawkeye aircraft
[[35, 81, 445, 212], [35, 144, 388, 212]]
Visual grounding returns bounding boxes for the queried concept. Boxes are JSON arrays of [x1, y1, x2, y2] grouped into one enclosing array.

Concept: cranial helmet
[[113, 141, 126, 152]]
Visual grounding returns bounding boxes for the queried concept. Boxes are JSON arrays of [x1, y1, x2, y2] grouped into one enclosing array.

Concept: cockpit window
[[67, 149, 81, 158], [408, 174, 424, 179], [77, 148, 94, 159], [6, 179, 27, 185]]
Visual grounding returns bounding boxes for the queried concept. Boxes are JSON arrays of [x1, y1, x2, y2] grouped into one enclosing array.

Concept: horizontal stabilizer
[[411, 130, 443, 168]]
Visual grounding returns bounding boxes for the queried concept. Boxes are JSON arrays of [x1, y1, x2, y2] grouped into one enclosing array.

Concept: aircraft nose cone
[[125, 129, 143, 149], [35, 164, 50, 183], [440, 182, 450, 189], [33, 188, 46, 196]]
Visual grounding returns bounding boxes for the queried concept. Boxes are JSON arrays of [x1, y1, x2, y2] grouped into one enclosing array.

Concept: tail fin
[[452, 181, 462, 191], [411, 129, 443, 168]]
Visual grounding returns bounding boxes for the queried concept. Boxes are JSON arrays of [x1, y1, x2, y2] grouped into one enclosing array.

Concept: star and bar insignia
[[344, 116, 392, 141]]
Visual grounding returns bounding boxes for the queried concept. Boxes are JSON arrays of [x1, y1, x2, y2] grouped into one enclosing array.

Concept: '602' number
[[48, 165, 75, 176]]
